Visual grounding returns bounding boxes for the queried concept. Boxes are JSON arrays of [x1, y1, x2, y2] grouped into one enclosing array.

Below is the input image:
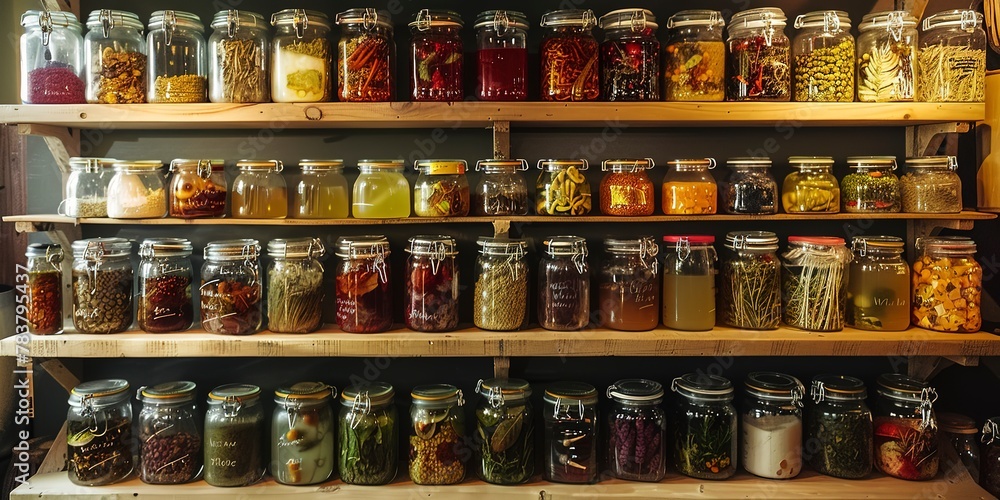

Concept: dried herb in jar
[[874, 416, 938, 480], [806, 409, 873, 478], [268, 262, 324, 334], [218, 38, 265, 103], [27, 270, 61, 334], [601, 38, 659, 101], [409, 410, 464, 484], [542, 34, 600, 101], [340, 34, 392, 102], [72, 267, 133, 334], [858, 42, 915, 101], [674, 412, 735, 478], [477, 404, 533, 484], [416, 178, 469, 217], [794, 38, 855, 102], [728, 36, 790, 100], [900, 171, 962, 213], [139, 275, 193, 333], [200, 278, 261, 335], [842, 171, 900, 212], [339, 409, 396, 484], [140, 431, 200, 483], [97, 47, 146, 104], [781, 241, 851, 332], [720, 254, 781, 329], [919, 45, 985, 102], [665, 41, 725, 101], [204, 419, 263, 485], [68, 415, 134, 483]]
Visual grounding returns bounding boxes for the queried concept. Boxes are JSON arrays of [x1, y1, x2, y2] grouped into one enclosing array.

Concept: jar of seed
[[208, 10, 269, 103], [405, 235, 459, 332], [719, 231, 781, 330], [67, 379, 134, 485], [543, 382, 599, 484], [61, 157, 114, 218], [901, 156, 963, 213], [793, 11, 854, 102], [71, 237, 133, 334], [599, 237, 660, 331], [336, 8, 395, 102], [857, 11, 918, 102], [842, 156, 901, 212], [267, 237, 325, 334], [138, 238, 194, 333], [232, 160, 288, 219], [912, 236, 982, 332], [806, 374, 873, 479], [271, 382, 336, 485], [664, 10, 725, 102], [742, 372, 804, 479], [606, 378, 666, 482], [204, 384, 266, 487], [200, 239, 262, 335], [920, 10, 986, 102], [782, 156, 840, 213], [339, 382, 398, 485], [20, 10, 85, 104], [137, 381, 201, 484], [146, 10, 207, 103], [662, 158, 718, 214], [107, 160, 167, 219], [271, 9, 332, 102], [539, 236, 590, 331], [413, 159, 471, 217], [474, 237, 528, 331], [168, 159, 227, 218], [723, 157, 778, 214], [600, 158, 655, 216], [474, 159, 529, 215], [848, 236, 911, 331], [662, 235, 717, 331], [670, 373, 738, 479], [536, 159, 593, 216], [25, 243, 64, 335], [410, 384, 466, 485], [84, 9, 146, 103], [335, 235, 393, 333], [293, 160, 349, 218], [475, 378, 534, 484], [781, 236, 852, 332], [727, 8, 790, 101]]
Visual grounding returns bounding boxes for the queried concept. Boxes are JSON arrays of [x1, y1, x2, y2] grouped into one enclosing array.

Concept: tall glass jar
[[204, 384, 265, 487], [742, 372, 803, 479], [410, 384, 466, 485], [939, 413, 979, 482], [25, 243, 63, 335], [728, 8, 790, 101], [599, 9, 659, 101], [271, 382, 336, 485], [536, 159, 592, 216], [806, 374, 873, 479], [781, 236, 852, 332], [723, 157, 778, 214], [339, 382, 398, 485], [232, 160, 287, 219], [600, 158, 655, 216], [664, 10, 725, 101], [336, 8, 394, 102], [71, 237, 132, 334], [912, 237, 982, 332], [271, 9, 331, 103], [606, 379, 666, 482], [782, 156, 840, 213], [857, 11, 918, 102], [662, 235, 717, 331], [543, 382, 598, 484], [540, 9, 599, 102], [267, 237, 325, 334], [335, 235, 392, 333], [474, 159, 529, 215], [209, 10, 269, 103], [901, 156, 963, 213], [982, 418, 1000, 496], [293, 160, 349, 218], [107, 160, 167, 219], [474, 238, 529, 331], [720, 231, 781, 330], [409, 10, 463, 102], [20, 10, 85, 104], [920, 10, 986, 102], [476, 10, 529, 101], [147, 10, 206, 103], [873, 374, 939, 480], [671, 373, 737, 479], [138, 238, 194, 333], [848, 236, 911, 331], [793, 11, 854, 102], [414, 159, 470, 217], [200, 239, 262, 335], [137, 381, 201, 484], [599, 237, 660, 331], [67, 379, 133, 486], [662, 158, 717, 215], [539, 236, 590, 331], [84, 9, 146, 103], [405, 236, 459, 332], [475, 378, 534, 484], [168, 159, 226, 218], [353, 159, 410, 218], [61, 157, 113, 218], [843, 156, 901, 212]]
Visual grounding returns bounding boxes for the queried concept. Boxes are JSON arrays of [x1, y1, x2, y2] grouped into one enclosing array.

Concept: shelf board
[[0, 102, 984, 129]]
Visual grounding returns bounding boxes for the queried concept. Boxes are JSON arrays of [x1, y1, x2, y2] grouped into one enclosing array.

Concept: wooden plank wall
[[0, 126, 27, 284]]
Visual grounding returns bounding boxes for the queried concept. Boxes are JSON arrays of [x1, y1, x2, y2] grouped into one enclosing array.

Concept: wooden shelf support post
[[16, 124, 80, 174], [494, 357, 510, 379], [493, 121, 511, 159]]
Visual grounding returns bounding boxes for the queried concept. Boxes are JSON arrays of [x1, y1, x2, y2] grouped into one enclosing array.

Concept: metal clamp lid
[[602, 158, 655, 172], [905, 155, 958, 171], [540, 9, 597, 29], [667, 10, 723, 29], [476, 158, 529, 172]]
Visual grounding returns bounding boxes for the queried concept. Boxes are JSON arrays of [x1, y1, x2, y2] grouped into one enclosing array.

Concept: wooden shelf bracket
[[906, 122, 971, 158], [16, 124, 80, 173], [492, 121, 511, 159]]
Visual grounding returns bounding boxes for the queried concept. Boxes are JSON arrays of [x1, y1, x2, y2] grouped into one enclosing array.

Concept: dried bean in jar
[[72, 268, 133, 334]]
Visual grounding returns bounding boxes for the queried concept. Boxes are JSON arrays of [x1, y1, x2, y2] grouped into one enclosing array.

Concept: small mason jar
[[782, 156, 840, 213], [232, 160, 287, 218], [544, 382, 598, 484], [138, 238, 194, 333], [857, 11, 918, 102], [147, 10, 207, 103], [335, 235, 392, 333], [25, 243, 64, 335], [474, 159, 529, 215], [913, 236, 983, 332], [71, 237, 132, 334], [599, 9, 660, 101], [539, 236, 590, 331], [476, 10, 529, 101], [293, 160, 349, 218], [793, 11, 855, 102], [671, 373, 738, 479], [271, 382, 336, 485], [413, 159, 470, 217], [405, 236, 459, 332], [536, 159, 592, 216], [662, 158, 718, 214], [728, 8, 791, 101], [540, 9, 600, 102], [901, 156, 963, 213], [939, 413, 979, 482], [336, 8, 394, 102], [920, 10, 986, 102], [662, 235, 717, 331], [606, 379, 666, 482], [20, 10, 85, 104], [781, 236, 852, 332], [410, 384, 466, 485], [84, 9, 146, 103], [204, 384, 265, 487], [664, 10, 725, 101], [742, 372, 804, 479], [200, 239, 262, 335], [168, 159, 227, 218], [723, 157, 778, 214], [61, 157, 114, 218], [873, 373, 939, 480], [353, 159, 411, 218], [719, 231, 781, 330], [983, 418, 1000, 497], [267, 237, 326, 334], [339, 382, 398, 485], [848, 236, 911, 331], [599, 237, 660, 331], [67, 379, 134, 486], [600, 158, 655, 216], [137, 381, 201, 484], [107, 160, 167, 218], [806, 374, 873, 479], [208, 10, 269, 103], [476, 378, 534, 484], [843, 156, 901, 212], [409, 9, 463, 102], [271, 9, 331, 102], [474, 237, 529, 331]]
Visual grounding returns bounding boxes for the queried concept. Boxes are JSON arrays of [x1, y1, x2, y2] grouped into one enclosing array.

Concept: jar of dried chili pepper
[[413, 159, 470, 217], [138, 238, 194, 333], [543, 382, 599, 483], [270, 9, 331, 103], [475, 10, 529, 101], [606, 378, 666, 482], [540, 9, 599, 102], [474, 159, 529, 215], [335, 235, 393, 333], [20, 10, 85, 104], [409, 9, 463, 102], [872, 373, 939, 481], [405, 235, 459, 332], [26, 243, 64, 335], [599, 9, 660, 102], [599, 158, 655, 216], [727, 8, 791, 101], [336, 8, 394, 102], [200, 239, 262, 335], [168, 159, 227, 218], [664, 10, 725, 101]]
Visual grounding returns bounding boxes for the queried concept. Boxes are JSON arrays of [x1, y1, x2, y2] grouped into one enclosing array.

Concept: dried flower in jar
[[728, 36, 790, 101], [201, 278, 261, 335], [97, 47, 146, 104], [858, 42, 915, 102]]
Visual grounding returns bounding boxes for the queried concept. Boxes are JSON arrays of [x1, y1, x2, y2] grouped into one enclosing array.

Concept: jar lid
[[139, 237, 193, 258], [148, 10, 204, 33], [138, 381, 196, 402], [476, 159, 529, 172], [602, 158, 654, 172], [335, 8, 391, 29], [112, 160, 164, 172], [607, 378, 664, 403], [543, 381, 598, 405], [667, 158, 716, 170], [236, 159, 283, 172], [268, 237, 325, 259], [204, 238, 260, 261], [26, 243, 64, 260], [69, 379, 130, 407], [544, 235, 587, 256], [409, 9, 463, 30], [906, 156, 958, 171], [71, 237, 131, 259], [744, 372, 804, 404], [724, 231, 779, 251], [788, 156, 835, 167], [938, 412, 977, 435], [474, 10, 530, 31], [861, 10, 918, 31], [730, 8, 788, 30], [299, 159, 344, 173], [341, 381, 395, 407], [876, 373, 936, 404], [663, 235, 715, 245], [170, 159, 224, 173], [406, 235, 457, 257], [275, 382, 335, 402], [85, 9, 144, 32], [923, 9, 982, 32], [915, 236, 976, 255], [335, 235, 390, 258], [810, 374, 866, 402], [604, 236, 659, 257], [272, 9, 332, 30], [537, 159, 589, 172], [210, 10, 267, 35], [411, 384, 464, 406], [476, 378, 532, 403], [794, 11, 851, 31], [358, 159, 405, 171], [671, 373, 734, 400], [847, 156, 897, 170], [540, 9, 597, 29], [667, 10, 724, 29], [21, 10, 82, 30], [726, 157, 772, 168], [414, 159, 467, 175], [599, 9, 658, 31], [787, 236, 846, 248], [69, 157, 116, 173], [851, 235, 904, 256], [477, 237, 527, 256], [208, 383, 261, 403]]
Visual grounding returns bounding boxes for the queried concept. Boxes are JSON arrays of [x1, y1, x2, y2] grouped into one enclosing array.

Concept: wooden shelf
[[0, 102, 984, 129]]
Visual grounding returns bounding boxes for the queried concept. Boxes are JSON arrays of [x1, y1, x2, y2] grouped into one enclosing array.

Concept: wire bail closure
[[222, 395, 243, 418], [226, 10, 240, 37], [292, 9, 308, 38], [163, 10, 177, 46], [493, 10, 510, 35]]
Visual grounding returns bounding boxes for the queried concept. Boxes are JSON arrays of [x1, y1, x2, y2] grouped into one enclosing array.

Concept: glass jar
[[782, 156, 840, 213], [25, 243, 64, 335], [600, 158, 655, 216], [208, 10, 269, 103], [335, 235, 392, 333], [200, 239, 262, 335], [147, 10, 206, 103], [848, 236, 911, 331], [543, 382, 598, 484], [599, 9, 659, 101], [536, 159, 592, 216], [138, 238, 193, 333], [984, 418, 1000, 497], [793, 11, 855, 102], [204, 384, 265, 487], [939, 413, 979, 482], [271, 9, 331, 103], [901, 156, 963, 213], [664, 10, 725, 101], [742, 372, 803, 479], [353, 159, 411, 218], [61, 157, 113, 218], [670, 373, 737, 479], [20, 10, 85, 104], [271, 382, 336, 485], [728, 8, 791, 101], [474, 159, 529, 215], [843, 156, 901, 212], [409, 10, 463, 102], [781, 236, 852, 332], [599, 237, 660, 331], [137, 381, 201, 484], [410, 384, 466, 485], [107, 160, 167, 219], [912, 236, 983, 332], [539, 236, 590, 331], [540, 9, 600, 102], [293, 160, 349, 218], [920, 10, 986, 102], [339, 382, 398, 485], [857, 11, 918, 102], [720, 231, 781, 330], [71, 238, 132, 334], [168, 159, 226, 218], [267, 237, 325, 334], [474, 238, 529, 331], [606, 379, 666, 482], [873, 373, 939, 480], [232, 160, 287, 218], [414, 159, 470, 217], [405, 236, 459, 332], [662, 235, 717, 331], [84, 9, 146, 103], [336, 8, 394, 102], [67, 379, 133, 486], [806, 374, 873, 479], [475, 378, 533, 484], [476, 10, 529, 101], [662, 158, 718, 214], [723, 157, 778, 214]]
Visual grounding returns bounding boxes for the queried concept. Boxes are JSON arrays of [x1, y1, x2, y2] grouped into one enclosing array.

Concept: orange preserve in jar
[[599, 158, 655, 216], [661, 158, 717, 214]]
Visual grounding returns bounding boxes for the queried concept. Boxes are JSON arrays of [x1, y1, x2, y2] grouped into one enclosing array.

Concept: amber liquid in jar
[[663, 274, 716, 331], [598, 281, 658, 330]]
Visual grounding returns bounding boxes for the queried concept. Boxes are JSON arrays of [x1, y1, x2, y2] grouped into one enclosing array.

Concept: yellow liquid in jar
[[353, 171, 411, 218], [663, 273, 716, 331], [293, 183, 349, 218], [232, 187, 288, 218]]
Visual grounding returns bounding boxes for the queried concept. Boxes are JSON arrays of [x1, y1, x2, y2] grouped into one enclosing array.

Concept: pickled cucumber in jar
[[781, 156, 840, 213]]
